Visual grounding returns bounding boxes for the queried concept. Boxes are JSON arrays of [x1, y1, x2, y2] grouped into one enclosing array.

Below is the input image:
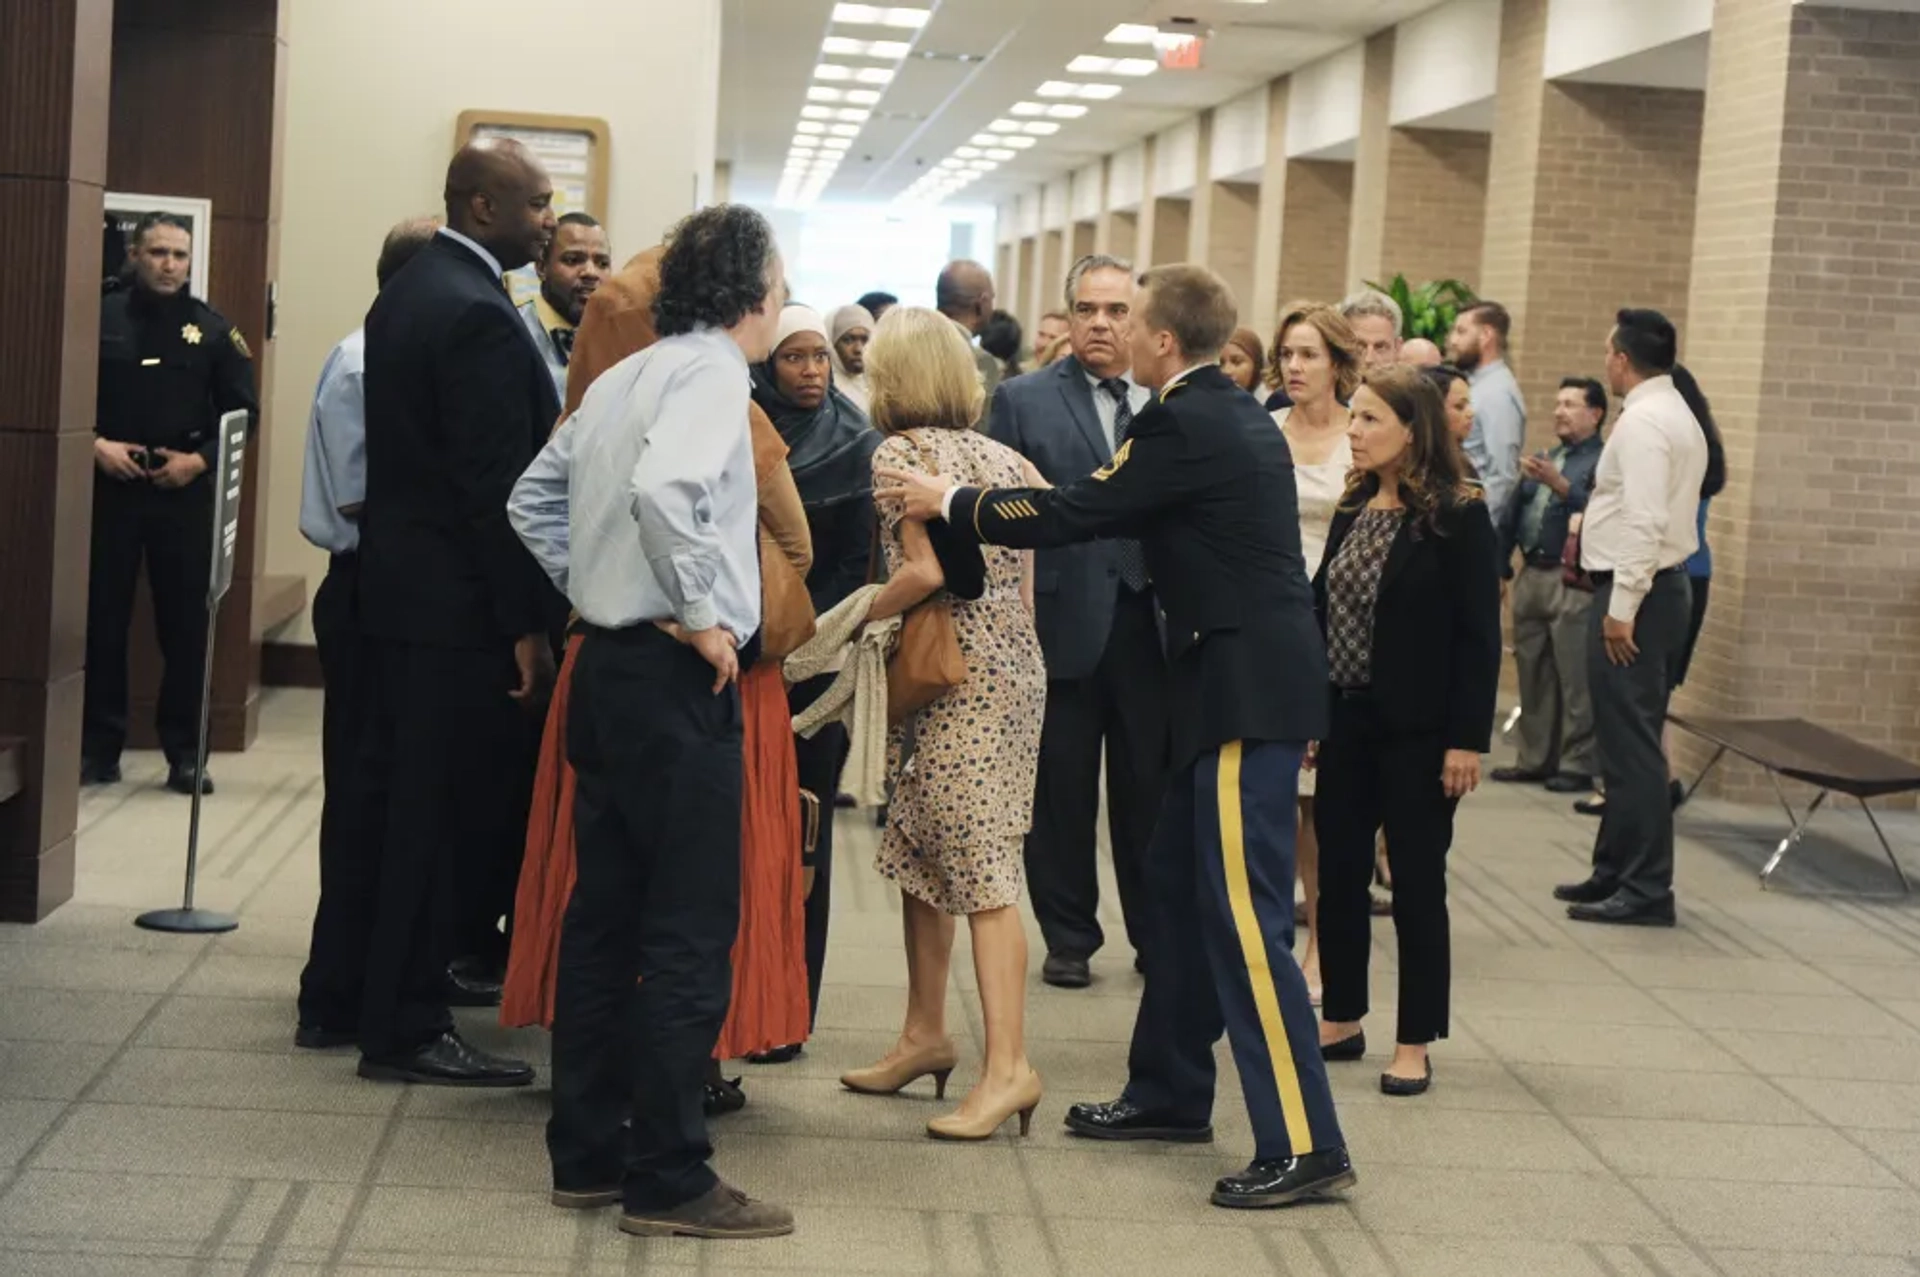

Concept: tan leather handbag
[[877, 431, 967, 724]]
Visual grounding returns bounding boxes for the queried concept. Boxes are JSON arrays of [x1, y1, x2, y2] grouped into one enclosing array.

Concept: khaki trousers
[[1510, 563, 1596, 777]]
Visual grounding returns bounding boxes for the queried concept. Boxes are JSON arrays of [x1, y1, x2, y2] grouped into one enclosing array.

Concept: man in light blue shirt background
[[294, 214, 439, 1050], [509, 203, 796, 1240], [1447, 300, 1526, 527]]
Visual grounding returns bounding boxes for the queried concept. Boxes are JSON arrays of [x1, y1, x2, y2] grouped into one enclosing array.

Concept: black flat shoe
[[1544, 772, 1593, 794], [165, 761, 213, 795], [1211, 1146, 1356, 1209], [1320, 1030, 1366, 1061], [1042, 953, 1092, 989], [1574, 795, 1605, 817], [358, 1030, 534, 1087], [294, 1024, 356, 1050], [1552, 876, 1617, 904], [1567, 894, 1676, 928], [745, 1043, 804, 1064], [1380, 1059, 1432, 1097], [80, 757, 122, 786], [1063, 1096, 1213, 1143], [1491, 767, 1551, 784], [445, 960, 504, 1008]]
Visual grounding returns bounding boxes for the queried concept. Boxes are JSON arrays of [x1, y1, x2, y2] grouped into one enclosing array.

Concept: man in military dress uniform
[[879, 264, 1354, 1209], [85, 212, 258, 794]]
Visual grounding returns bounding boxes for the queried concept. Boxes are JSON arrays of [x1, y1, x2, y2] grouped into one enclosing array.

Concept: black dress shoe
[[357, 1030, 534, 1087], [1552, 876, 1617, 904], [704, 1074, 747, 1116], [445, 963, 504, 1008], [1544, 772, 1593, 794], [1568, 894, 1676, 928], [80, 757, 122, 786], [1380, 1059, 1433, 1097], [1064, 1097, 1213, 1143], [1042, 953, 1092, 989], [1320, 1030, 1366, 1061], [1211, 1146, 1356, 1209], [1491, 766, 1551, 784], [294, 1024, 357, 1050], [165, 761, 213, 795], [1574, 795, 1605, 817], [744, 1043, 804, 1064], [1670, 779, 1688, 810]]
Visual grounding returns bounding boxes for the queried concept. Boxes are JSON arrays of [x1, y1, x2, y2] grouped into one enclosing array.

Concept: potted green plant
[[1363, 274, 1478, 343]]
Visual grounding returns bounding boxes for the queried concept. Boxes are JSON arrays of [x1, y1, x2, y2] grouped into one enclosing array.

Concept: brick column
[[1479, 0, 1703, 437], [1681, 2, 1920, 797], [0, 0, 111, 919], [1205, 182, 1260, 317], [1346, 28, 1397, 292]]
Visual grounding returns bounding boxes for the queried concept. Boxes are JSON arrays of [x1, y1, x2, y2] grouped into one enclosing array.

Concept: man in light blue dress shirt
[[507, 204, 795, 1241], [1447, 300, 1527, 527], [293, 216, 438, 1049]]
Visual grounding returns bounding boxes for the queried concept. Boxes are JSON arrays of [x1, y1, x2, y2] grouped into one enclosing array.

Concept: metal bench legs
[[1756, 773, 1913, 896]]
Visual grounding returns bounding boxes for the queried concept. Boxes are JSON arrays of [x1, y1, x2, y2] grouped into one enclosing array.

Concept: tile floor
[[5, 688, 1920, 1274]]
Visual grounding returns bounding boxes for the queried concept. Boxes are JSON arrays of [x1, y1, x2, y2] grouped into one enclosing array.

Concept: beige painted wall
[[266, 0, 722, 642]]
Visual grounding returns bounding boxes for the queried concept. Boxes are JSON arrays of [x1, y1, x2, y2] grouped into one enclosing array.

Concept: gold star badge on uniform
[[181, 323, 203, 345]]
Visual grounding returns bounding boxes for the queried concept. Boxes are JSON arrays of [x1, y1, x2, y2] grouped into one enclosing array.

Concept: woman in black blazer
[[1311, 363, 1502, 1096]]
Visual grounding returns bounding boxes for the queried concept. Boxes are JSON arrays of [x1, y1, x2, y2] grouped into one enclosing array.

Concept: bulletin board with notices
[[454, 110, 611, 306]]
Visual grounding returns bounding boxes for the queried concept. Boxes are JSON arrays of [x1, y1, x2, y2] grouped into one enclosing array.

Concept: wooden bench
[[0, 736, 24, 807], [1670, 713, 1920, 894]]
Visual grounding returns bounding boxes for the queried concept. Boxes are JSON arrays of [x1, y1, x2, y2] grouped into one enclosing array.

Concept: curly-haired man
[[509, 203, 791, 1239]]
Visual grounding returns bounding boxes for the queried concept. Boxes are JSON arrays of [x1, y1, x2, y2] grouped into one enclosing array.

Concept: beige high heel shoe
[[840, 1040, 960, 1098], [926, 1069, 1043, 1141]]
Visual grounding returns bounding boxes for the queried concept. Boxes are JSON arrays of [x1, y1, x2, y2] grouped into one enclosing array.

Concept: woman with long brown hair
[[1268, 302, 1362, 1004], [1312, 364, 1501, 1097]]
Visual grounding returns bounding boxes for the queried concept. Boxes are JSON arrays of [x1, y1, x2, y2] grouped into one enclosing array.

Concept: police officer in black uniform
[[879, 264, 1354, 1210], [85, 212, 258, 794]]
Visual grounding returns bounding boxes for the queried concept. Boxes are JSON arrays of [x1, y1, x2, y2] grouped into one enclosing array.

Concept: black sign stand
[[137, 409, 249, 935]]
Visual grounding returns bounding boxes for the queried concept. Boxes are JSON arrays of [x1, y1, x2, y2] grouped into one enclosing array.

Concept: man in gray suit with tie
[[986, 254, 1168, 989]]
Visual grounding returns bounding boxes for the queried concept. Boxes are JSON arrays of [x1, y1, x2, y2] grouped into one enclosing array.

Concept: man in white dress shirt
[[507, 204, 793, 1240], [1553, 309, 1707, 926]]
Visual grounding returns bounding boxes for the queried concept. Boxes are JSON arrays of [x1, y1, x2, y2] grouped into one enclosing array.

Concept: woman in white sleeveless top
[[1269, 302, 1361, 1005]]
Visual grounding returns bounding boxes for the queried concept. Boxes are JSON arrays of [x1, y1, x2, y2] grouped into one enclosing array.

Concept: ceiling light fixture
[[827, 122, 861, 136], [1010, 101, 1045, 116], [835, 108, 871, 122], [1104, 23, 1160, 44], [855, 66, 894, 84], [1037, 80, 1122, 100], [1066, 55, 1157, 76], [955, 146, 982, 158], [985, 148, 1016, 161], [1001, 136, 1037, 149], [807, 86, 843, 103], [796, 121, 826, 134], [970, 133, 998, 146], [830, 4, 930, 28], [813, 63, 854, 81], [801, 105, 833, 120], [987, 119, 1022, 133], [1021, 121, 1060, 135], [1046, 103, 1088, 119], [845, 88, 882, 105], [821, 36, 913, 58]]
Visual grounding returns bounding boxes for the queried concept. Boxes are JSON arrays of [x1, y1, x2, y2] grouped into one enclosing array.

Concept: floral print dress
[[872, 428, 1046, 915]]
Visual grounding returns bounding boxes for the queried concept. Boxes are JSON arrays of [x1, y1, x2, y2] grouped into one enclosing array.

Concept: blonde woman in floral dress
[[837, 306, 1048, 1141]]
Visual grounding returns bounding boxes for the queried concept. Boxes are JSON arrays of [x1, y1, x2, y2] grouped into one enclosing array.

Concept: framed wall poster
[[104, 193, 214, 301], [455, 111, 610, 308]]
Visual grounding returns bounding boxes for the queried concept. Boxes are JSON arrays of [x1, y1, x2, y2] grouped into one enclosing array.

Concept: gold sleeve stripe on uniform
[[972, 488, 986, 540], [1216, 741, 1315, 1154]]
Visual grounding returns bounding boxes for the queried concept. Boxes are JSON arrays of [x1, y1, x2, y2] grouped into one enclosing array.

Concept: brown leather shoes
[[619, 1182, 794, 1239]]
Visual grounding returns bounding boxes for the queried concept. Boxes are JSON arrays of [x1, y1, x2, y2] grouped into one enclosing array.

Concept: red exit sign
[[1158, 35, 1205, 70]]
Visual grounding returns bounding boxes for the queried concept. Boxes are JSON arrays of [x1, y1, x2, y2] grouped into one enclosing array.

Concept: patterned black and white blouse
[[1325, 506, 1405, 688]]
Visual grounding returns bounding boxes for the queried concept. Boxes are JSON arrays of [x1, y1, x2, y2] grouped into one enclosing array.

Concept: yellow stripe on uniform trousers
[[1205, 737, 1344, 1152]]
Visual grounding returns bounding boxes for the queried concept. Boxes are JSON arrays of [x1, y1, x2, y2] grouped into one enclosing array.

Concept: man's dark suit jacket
[[984, 354, 1125, 682], [1314, 497, 1503, 753], [949, 364, 1328, 770], [358, 234, 562, 648]]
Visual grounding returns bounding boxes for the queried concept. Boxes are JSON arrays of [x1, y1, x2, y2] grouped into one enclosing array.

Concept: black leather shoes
[[1568, 894, 1676, 927], [1042, 953, 1092, 989], [1211, 1146, 1356, 1209], [357, 1030, 534, 1087], [80, 757, 122, 786], [1574, 795, 1605, 817], [446, 958, 504, 1008], [165, 761, 213, 795], [745, 1043, 803, 1064], [294, 1024, 356, 1050], [1064, 1097, 1212, 1143], [1552, 876, 1617, 904], [1321, 1030, 1366, 1061], [704, 1075, 747, 1116], [1544, 772, 1592, 793], [1491, 766, 1550, 784], [1380, 1059, 1433, 1097]]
